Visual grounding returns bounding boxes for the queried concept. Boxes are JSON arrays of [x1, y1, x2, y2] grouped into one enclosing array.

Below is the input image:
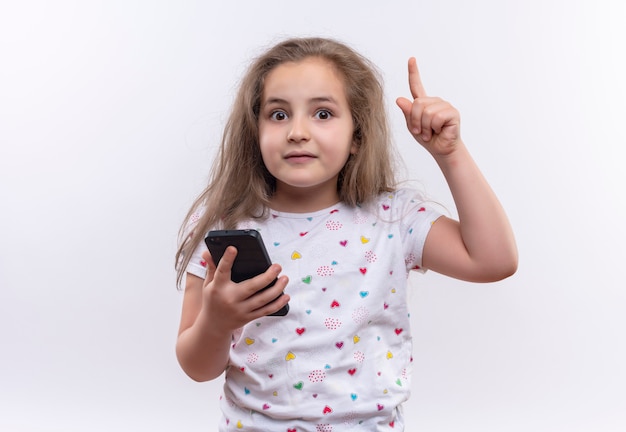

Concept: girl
[[175, 37, 517, 431]]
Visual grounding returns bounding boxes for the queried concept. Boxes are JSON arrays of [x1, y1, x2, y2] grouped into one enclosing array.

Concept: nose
[[287, 115, 310, 143]]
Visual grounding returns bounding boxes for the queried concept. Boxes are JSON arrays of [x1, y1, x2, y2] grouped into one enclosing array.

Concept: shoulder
[[363, 188, 435, 218]]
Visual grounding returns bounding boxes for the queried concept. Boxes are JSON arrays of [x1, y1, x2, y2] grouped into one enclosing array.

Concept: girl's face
[[258, 57, 356, 212]]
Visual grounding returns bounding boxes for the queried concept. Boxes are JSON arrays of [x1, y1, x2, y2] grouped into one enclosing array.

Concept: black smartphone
[[204, 229, 289, 317]]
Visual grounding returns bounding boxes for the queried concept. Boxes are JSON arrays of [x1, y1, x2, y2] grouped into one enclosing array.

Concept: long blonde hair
[[175, 37, 397, 287]]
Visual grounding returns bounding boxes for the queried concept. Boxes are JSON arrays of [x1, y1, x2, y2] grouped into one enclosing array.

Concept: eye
[[270, 110, 288, 121], [314, 109, 333, 120]]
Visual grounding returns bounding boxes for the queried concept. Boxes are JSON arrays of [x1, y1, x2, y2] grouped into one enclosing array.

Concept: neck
[[270, 184, 340, 213]]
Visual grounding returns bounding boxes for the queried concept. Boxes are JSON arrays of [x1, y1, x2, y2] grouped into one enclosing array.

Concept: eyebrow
[[263, 96, 339, 106]]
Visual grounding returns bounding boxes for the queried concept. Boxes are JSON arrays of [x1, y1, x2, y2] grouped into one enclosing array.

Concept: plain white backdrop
[[1, 1, 625, 431]]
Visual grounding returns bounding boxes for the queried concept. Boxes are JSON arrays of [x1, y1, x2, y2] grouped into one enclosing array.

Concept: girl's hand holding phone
[[199, 248, 290, 333]]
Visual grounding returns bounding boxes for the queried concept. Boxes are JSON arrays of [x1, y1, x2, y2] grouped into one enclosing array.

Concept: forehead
[[262, 57, 347, 102]]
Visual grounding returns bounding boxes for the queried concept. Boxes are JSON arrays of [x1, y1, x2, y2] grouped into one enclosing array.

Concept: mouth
[[284, 151, 316, 163]]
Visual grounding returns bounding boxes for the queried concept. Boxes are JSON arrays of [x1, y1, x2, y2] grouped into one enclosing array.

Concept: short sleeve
[[181, 209, 209, 280], [186, 241, 208, 279], [392, 189, 443, 273]]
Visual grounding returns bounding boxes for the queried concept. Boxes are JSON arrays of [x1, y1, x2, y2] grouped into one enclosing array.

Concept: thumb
[[396, 97, 412, 119], [396, 97, 416, 134]]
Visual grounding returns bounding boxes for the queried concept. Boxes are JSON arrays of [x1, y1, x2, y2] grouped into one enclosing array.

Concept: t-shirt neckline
[[269, 201, 345, 219]]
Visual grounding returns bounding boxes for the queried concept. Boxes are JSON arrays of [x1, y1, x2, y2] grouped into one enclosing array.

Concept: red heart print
[[359, 268, 367, 275], [335, 341, 344, 349], [330, 300, 340, 308], [299, 232, 308, 237], [323, 405, 332, 414], [394, 328, 403, 335], [348, 368, 356, 375], [296, 327, 306, 335], [339, 240, 348, 247], [377, 404, 384, 411]]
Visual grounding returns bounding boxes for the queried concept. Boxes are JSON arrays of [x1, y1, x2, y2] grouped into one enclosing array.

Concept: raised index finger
[[408, 57, 427, 99]]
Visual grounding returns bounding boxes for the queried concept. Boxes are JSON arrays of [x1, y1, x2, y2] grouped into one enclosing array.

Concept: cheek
[[335, 130, 357, 158], [258, 121, 279, 142], [258, 143, 271, 166], [258, 137, 280, 170], [258, 136, 273, 153], [257, 126, 272, 157]]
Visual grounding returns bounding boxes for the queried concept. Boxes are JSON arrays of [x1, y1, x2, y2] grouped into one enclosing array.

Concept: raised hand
[[396, 57, 461, 157]]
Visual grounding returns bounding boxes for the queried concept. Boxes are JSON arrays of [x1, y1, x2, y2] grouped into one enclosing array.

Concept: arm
[[397, 58, 518, 282], [176, 248, 290, 381]]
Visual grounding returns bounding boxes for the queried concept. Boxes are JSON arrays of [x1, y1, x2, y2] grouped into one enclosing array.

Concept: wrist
[[196, 305, 234, 341], [431, 140, 469, 169]]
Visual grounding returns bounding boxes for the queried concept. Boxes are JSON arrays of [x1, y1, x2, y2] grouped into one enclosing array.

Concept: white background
[[1, 1, 625, 431]]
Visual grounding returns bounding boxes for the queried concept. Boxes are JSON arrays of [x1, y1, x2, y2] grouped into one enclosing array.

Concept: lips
[[284, 151, 316, 163]]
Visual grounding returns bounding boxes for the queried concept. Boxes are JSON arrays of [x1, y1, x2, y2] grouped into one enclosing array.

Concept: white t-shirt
[[186, 189, 442, 431]]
